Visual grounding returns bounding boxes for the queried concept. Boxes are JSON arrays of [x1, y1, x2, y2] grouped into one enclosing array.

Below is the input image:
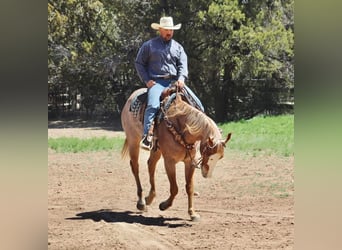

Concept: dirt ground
[[48, 120, 294, 249]]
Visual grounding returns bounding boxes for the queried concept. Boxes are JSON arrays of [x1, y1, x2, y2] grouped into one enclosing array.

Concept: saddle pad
[[129, 89, 147, 118]]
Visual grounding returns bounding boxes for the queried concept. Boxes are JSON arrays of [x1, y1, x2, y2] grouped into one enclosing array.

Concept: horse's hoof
[[159, 202, 168, 211], [190, 214, 201, 222], [136, 202, 146, 211]]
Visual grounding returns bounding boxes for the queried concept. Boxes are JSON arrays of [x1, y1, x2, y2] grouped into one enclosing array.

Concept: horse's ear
[[208, 137, 214, 147], [222, 133, 232, 147]]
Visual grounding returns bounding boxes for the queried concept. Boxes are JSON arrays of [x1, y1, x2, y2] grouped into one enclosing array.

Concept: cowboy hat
[[151, 16, 182, 30]]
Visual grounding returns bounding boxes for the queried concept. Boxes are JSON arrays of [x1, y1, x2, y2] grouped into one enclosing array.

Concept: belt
[[153, 75, 177, 80]]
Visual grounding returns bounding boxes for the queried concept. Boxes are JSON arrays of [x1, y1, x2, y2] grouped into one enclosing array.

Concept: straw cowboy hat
[[151, 16, 182, 30]]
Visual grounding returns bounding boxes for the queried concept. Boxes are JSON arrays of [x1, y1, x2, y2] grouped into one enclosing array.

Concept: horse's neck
[[200, 117, 221, 144], [171, 99, 221, 144]]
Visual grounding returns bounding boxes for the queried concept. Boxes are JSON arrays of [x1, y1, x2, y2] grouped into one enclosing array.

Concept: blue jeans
[[143, 79, 204, 135]]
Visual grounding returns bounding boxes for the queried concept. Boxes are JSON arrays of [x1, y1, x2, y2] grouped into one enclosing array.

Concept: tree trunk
[[222, 63, 235, 121]]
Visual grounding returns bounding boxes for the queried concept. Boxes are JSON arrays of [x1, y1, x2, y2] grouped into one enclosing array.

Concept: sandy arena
[[48, 120, 294, 249]]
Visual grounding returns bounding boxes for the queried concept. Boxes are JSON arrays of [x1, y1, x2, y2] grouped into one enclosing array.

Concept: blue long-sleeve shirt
[[135, 36, 188, 84]]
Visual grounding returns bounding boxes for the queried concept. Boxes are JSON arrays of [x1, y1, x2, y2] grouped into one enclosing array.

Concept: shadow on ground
[[48, 118, 123, 131], [66, 209, 191, 228]]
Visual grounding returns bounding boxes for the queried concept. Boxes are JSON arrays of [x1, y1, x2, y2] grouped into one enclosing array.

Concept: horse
[[121, 87, 232, 221]]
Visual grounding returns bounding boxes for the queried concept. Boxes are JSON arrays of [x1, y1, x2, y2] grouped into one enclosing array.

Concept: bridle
[[197, 139, 223, 168], [162, 113, 198, 167], [163, 116, 195, 151], [160, 88, 232, 169], [198, 133, 232, 170], [160, 86, 195, 152]]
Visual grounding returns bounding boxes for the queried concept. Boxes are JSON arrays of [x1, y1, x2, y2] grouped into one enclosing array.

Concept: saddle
[[129, 85, 203, 151], [129, 85, 202, 124]]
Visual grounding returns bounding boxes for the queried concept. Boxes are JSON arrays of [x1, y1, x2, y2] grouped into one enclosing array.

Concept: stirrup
[[140, 135, 152, 151]]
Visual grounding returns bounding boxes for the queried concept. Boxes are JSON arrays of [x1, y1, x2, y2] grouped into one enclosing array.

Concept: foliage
[[220, 114, 294, 157], [192, 0, 294, 121], [48, 115, 293, 157], [48, 136, 125, 153], [48, 0, 294, 121]]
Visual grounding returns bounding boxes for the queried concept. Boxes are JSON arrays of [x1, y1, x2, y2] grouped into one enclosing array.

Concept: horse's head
[[199, 133, 232, 178]]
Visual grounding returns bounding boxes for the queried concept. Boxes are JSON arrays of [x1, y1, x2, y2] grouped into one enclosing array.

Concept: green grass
[[48, 136, 125, 153], [219, 114, 294, 157], [48, 114, 293, 156]]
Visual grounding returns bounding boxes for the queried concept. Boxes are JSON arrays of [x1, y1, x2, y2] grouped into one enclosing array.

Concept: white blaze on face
[[204, 153, 221, 178]]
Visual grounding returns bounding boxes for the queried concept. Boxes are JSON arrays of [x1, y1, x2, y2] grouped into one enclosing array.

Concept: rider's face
[[159, 28, 174, 41]]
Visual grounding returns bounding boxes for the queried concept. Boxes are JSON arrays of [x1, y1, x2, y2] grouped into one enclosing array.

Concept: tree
[[48, 0, 121, 116], [192, 0, 294, 121], [48, 0, 294, 121]]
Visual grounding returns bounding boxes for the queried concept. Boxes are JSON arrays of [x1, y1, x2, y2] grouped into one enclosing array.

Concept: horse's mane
[[166, 96, 221, 141]]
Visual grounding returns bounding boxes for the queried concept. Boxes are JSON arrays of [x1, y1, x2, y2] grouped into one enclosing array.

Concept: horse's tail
[[121, 138, 129, 159]]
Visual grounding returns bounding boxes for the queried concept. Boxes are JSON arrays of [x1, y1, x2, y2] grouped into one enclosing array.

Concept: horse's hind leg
[[145, 149, 162, 205], [129, 144, 146, 211]]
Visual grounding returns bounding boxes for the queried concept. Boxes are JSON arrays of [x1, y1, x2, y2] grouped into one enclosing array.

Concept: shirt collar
[[158, 36, 172, 45]]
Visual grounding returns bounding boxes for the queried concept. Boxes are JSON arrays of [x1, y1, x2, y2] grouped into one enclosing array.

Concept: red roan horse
[[121, 88, 231, 221]]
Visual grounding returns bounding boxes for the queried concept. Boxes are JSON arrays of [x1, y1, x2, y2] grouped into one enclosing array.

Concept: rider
[[135, 16, 204, 150]]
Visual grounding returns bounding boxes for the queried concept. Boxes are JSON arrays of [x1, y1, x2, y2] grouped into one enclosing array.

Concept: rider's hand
[[146, 80, 155, 88], [175, 80, 185, 89]]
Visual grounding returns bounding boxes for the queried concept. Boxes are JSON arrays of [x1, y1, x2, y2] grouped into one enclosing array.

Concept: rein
[[160, 87, 224, 169], [161, 89, 198, 167], [163, 87, 193, 147], [163, 118, 199, 168], [163, 117, 195, 151], [201, 140, 219, 155]]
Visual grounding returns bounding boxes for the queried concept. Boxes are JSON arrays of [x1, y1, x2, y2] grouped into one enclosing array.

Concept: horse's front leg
[[185, 161, 200, 221], [159, 160, 178, 211], [145, 149, 162, 205]]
